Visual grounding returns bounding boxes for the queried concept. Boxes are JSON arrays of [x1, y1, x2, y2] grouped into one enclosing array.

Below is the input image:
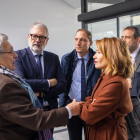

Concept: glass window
[[119, 13, 140, 38], [87, 18, 117, 50], [87, 0, 125, 12]]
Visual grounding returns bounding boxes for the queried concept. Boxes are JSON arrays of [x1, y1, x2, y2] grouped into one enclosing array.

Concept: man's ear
[[136, 37, 140, 44], [89, 41, 93, 47], [28, 34, 30, 40], [45, 38, 49, 46]]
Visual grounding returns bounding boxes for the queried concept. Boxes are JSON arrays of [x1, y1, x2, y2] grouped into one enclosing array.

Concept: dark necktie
[[35, 54, 43, 79], [35, 55, 53, 139], [81, 58, 86, 101]]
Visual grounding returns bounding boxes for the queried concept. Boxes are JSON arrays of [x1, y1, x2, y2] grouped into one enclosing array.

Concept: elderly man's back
[[0, 73, 68, 140]]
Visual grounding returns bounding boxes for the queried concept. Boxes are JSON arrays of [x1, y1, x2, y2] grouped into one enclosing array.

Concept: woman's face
[[93, 49, 108, 70]]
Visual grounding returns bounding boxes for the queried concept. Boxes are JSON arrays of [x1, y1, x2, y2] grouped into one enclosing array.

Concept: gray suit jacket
[[130, 48, 140, 97], [135, 48, 140, 72], [127, 48, 140, 138], [0, 74, 68, 140]]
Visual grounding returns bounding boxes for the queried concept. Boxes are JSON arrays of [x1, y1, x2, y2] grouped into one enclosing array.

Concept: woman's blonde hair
[[96, 37, 134, 78]]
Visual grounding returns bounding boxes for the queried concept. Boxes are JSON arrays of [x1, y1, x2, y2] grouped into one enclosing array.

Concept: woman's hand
[[91, 98, 96, 104]]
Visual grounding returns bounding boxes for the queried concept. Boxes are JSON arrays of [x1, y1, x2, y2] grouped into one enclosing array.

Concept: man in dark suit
[[14, 22, 66, 110], [14, 22, 66, 133], [122, 26, 140, 140]]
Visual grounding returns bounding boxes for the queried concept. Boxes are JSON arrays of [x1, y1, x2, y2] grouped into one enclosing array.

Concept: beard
[[28, 42, 45, 54], [128, 41, 137, 53]]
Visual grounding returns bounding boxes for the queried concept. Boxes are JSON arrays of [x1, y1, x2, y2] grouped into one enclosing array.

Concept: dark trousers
[[67, 115, 87, 140], [66, 98, 87, 140], [129, 137, 140, 140], [43, 105, 54, 134]]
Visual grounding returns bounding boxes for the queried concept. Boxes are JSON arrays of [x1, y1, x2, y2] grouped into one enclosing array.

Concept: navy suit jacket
[[14, 47, 67, 109]]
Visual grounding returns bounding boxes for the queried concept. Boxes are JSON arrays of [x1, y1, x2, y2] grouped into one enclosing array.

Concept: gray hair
[[29, 22, 49, 37], [0, 33, 8, 54]]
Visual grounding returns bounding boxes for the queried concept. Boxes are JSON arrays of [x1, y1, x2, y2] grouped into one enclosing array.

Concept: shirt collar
[[77, 51, 89, 61], [130, 46, 140, 61], [31, 50, 43, 57]]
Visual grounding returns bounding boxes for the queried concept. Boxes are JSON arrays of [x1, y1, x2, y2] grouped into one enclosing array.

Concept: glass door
[[119, 13, 140, 38], [87, 18, 117, 50]]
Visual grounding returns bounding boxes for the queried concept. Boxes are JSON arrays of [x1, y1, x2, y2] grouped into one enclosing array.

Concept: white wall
[[0, 0, 81, 59]]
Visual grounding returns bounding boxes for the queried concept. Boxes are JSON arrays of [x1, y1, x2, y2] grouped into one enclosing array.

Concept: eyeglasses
[[0, 51, 15, 55], [30, 34, 47, 42]]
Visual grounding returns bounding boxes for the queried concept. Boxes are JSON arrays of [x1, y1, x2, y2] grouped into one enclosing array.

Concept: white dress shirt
[[130, 46, 140, 62]]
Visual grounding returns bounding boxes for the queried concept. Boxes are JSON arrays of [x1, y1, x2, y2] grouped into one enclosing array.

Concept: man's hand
[[35, 92, 39, 97], [127, 78, 132, 89], [49, 78, 57, 87], [67, 99, 84, 116]]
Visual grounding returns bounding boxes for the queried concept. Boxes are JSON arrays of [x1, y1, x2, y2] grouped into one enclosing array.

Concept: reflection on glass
[[87, 0, 125, 12], [119, 13, 140, 38], [87, 19, 117, 50]]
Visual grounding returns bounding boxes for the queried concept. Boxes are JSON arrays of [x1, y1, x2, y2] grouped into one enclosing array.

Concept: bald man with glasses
[[14, 22, 67, 134]]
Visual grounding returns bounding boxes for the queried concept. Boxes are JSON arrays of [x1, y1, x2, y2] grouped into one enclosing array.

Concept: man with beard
[[14, 22, 67, 134], [122, 26, 140, 140]]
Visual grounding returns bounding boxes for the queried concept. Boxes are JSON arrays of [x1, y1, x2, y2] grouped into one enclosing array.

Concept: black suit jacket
[[14, 47, 66, 109]]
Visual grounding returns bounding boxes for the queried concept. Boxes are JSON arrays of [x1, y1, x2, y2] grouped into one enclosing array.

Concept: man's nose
[[36, 37, 40, 42], [76, 40, 80, 45], [14, 52, 18, 58], [122, 37, 126, 42]]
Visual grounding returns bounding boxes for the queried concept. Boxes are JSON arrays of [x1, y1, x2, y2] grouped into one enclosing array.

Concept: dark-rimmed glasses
[[0, 51, 15, 55], [30, 34, 47, 42]]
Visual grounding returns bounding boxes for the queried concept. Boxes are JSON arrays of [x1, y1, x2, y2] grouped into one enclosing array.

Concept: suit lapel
[[135, 49, 140, 71], [26, 47, 39, 74], [43, 51, 49, 78]]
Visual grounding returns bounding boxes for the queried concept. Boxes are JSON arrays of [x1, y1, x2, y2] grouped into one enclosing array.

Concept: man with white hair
[[14, 22, 66, 133]]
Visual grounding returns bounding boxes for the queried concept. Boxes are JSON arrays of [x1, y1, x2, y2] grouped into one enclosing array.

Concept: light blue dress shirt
[[68, 52, 89, 102]]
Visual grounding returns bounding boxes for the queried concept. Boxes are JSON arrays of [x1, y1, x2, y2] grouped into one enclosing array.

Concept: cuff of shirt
[[65, 106, 72, 119], [47, 80, 50, 87]]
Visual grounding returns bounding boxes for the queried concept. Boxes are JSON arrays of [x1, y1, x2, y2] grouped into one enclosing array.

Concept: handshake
[[66, 99, 84, 116], [48, 78, 84, 116]]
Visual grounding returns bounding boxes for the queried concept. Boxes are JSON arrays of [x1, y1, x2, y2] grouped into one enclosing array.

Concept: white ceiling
[[62, 0, 81, 9], [61, 0, 125, 9]]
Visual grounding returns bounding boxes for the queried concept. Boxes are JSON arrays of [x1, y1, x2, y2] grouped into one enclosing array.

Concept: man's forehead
[[9, 46, 13, 50], [75, 31, 88, 38], [122, 29, 134, 36], [3, 41, 13, 50]]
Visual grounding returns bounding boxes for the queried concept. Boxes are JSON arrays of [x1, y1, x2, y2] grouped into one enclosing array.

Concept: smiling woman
[[80, 37, 134, 140]]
